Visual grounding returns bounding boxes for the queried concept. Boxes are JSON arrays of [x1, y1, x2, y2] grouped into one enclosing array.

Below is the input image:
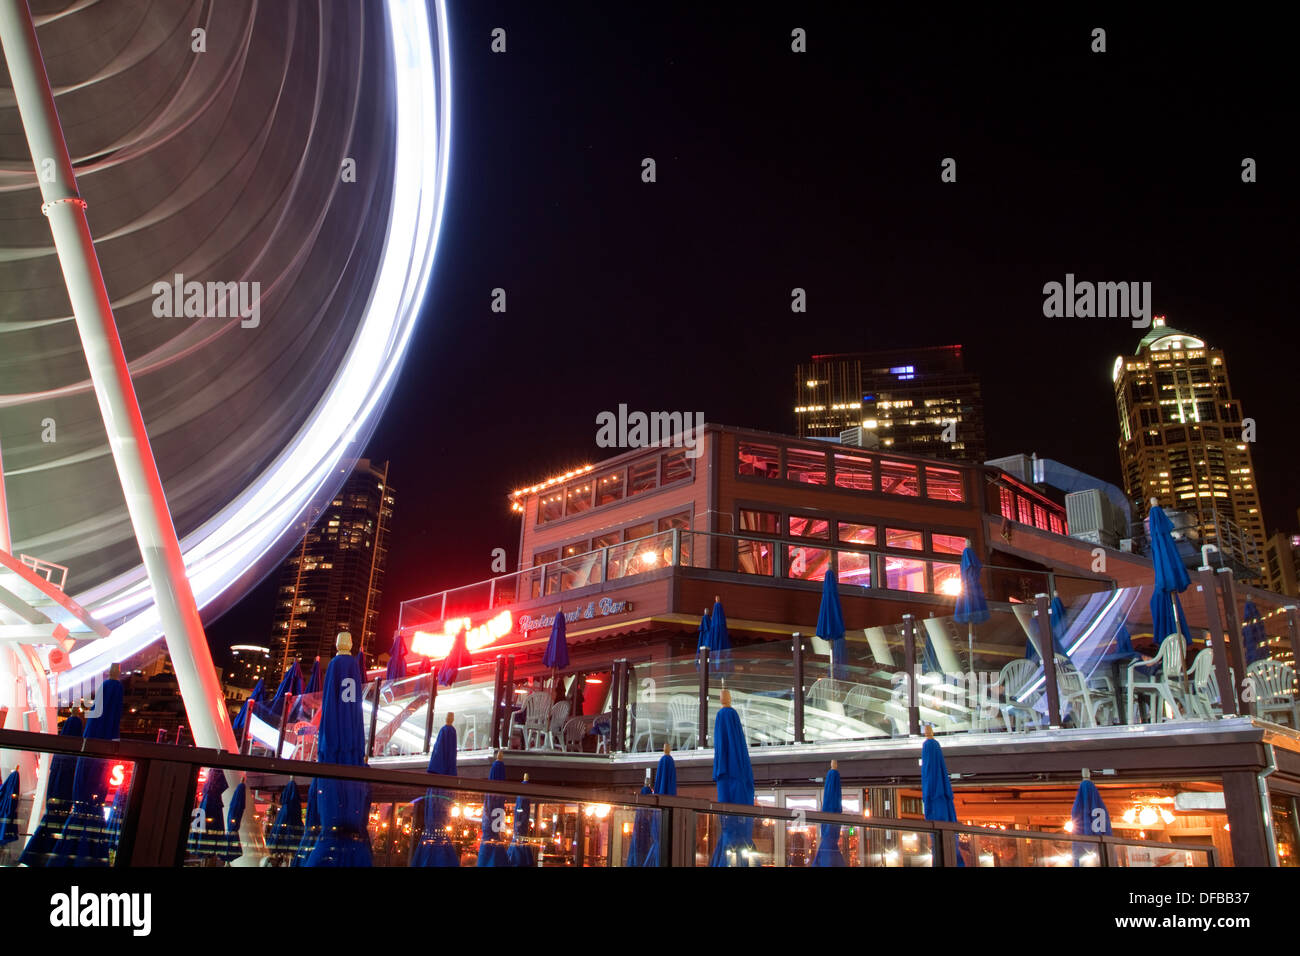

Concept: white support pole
[[0, 0, 237, 757]]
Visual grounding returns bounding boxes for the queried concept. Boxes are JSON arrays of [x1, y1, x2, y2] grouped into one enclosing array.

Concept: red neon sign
[[410, 610, 513, 660]]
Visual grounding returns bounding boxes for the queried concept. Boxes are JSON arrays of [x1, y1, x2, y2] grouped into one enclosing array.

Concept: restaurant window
[[661, 449, 692, 485], [658, 511, 692, 565], [786, 447, 828, 485], [628, 458, 658, 496], [740, 509, 780, 535], [833, 452, 874, 492], [657, 511, 691, 533], [785, 544, 829, 582], [885, 557, 926, 592], [1017, 496, 1033, 525], [737, 539, 775, 576], [837, 522, 876, 546], [925, 467, 964, 503], [885, 527, 923, 551], [789, 515, 830, 539], [838, 550, 872, 586], [593, 532, 620, 551], [560, 549, 603, 591], [931, 561, 961, 596], [538, 491, 564, 524], [1032, 504, 1049, 530], [595, 471, 625, 506], [738, 442, 780, 479], [565, 482, 593, 516], [624, 521, 654, 542], [1049, 514, 1065, 535], [562, 541, 588, 558], [931, 533, 966, 555], [880, 460, 920, 496], [533, 549, 559, 597], [998, 487, 1016, 521]]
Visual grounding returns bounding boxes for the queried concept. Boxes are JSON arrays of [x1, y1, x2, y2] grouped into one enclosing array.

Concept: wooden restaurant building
[[384, 424, 1300, 866]]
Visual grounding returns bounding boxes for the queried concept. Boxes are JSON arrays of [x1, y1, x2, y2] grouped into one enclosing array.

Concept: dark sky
[[209, 5, 1295, 661]]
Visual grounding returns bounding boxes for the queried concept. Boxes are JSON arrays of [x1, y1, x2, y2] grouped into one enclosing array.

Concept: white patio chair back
[[808, 634, 832, 657], [544, 700, 570, 749], [668, 694, 698, 749], [922, 618, 964, 674], [521, 692, 551, 749], [1185, 648, 1220, 718], [865, 627, 895, 667], [1126, 636, 1185, 723], [1247, 659, 1294, 702]]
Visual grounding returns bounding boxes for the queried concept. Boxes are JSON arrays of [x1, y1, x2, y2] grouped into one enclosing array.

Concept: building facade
[[269, 459, 395, 671], [793, 345, 985, 462], [1265, 532, 1300, 598], [1113, 317, 1265, 576]]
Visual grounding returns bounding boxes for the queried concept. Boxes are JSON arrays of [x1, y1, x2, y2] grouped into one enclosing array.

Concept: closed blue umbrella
[[811, 764, 846, 867], [264, 662, 303, 722], [543, 610, 569, 670], [305, 642, 373, 866], [644, 749, 677, 866], [1070, 773, 1111, 866], [954, 545, 991, 662], [187, 768, 229, 859], [695, 608, 711, 670], [1243, 600, 1267, 664], [221, 783, 248, 862], [817, 569, 848, 680], [0, 770, 21, 846], [921, 732, 965, 866], [267, 779, 304, 854], [292, 781, 320, 867], [50, 677, 125, 866], [707, 597, 733, 675], [1026, 595, 1071, 662], [438, 629, 473, 687], [232, 678, 264, 736], [709, 692, 756, 866], [386, 632, 408, 681], [624, 776, 655, 867], [411, 717, 459, 867], [476, 756, 511, 866], [290, 658, 321, 722], [1148, 506, 1191, 648], [507, 773, 536, 867], [20, 714, 83, 865]]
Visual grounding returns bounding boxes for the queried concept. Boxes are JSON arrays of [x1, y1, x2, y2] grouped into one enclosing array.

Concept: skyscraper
[[269, 459, 395, 671], [1113, 317, 1264, 574], [793, 345, 985, 462]]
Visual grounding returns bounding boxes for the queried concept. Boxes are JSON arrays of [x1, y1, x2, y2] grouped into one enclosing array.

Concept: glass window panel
[[834, 452, 874, 491], [624, 521, 654, 542], [539, 492, 564, 523], [931, 561, 961, 596], [1017, 496, 1033, 525], [593, 532, 620, 550], [931, 533, 966, 555], [838, 522, 876, 546], [562, 541, 587, 558], [737, 539, 775, 575], [999, 487, 1016, 521], [1049, 514, 1065, 535], [740, 509, 780, 535], [1033, 504, 1049, 530], [880, 460, 919, 496], [738, 442, 780, 479], [595, 471, 625, 506], [565, 482, 593, 516], [925, 467, 964, 502], [885, 557, 926, 592], [785, 545, 829, 581], [533, 549, 558, 566], [885, 527, 923, 550], [785, 447, 828, 485], [560, 551, 603, 591], [661, 450, 692, 485], [789, 515, 830, 539], [838, 550, 872, 586], [628, 458, 658, 496], [657, 511, 691, 533]]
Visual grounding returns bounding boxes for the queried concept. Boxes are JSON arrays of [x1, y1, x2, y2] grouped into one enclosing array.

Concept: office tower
[[1113, 317, 1264, 574], [269, 459, 395, 670], [794, 345, 985, 462]]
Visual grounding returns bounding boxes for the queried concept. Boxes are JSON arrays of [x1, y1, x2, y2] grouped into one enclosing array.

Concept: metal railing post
[[902, 615, 920, 736], [1197, 567, 1238, 716], [489, 655, 506, 750], [423, 672, 438, 753], [1216, 569, 1253, 716], [499, 654, 516, 749], [275, 692, 291, 760], [698, 648, 710, 749], [1035, 593, 1062, 727], [672, 528, 681, 567], [612, 660, 629, 753], [792, 632, 805, 744], [366, 678, 381, 759]]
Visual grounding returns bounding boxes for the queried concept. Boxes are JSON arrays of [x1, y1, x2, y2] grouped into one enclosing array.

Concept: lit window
[[925, 467, 964, 502], [789, 515, 830, 539], [837, 522, 876, 546], [931, 533, 966, 555], [738, 442, 780, 479], [785, 545, 829, 582], [785, 447, 828, 485], [880, 460, 920, 496], [740, 510, 780, 535], [833, 452, 874, 491], [886, 528, 923, 550]]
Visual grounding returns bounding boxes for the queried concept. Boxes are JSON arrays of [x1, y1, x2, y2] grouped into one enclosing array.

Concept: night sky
[[208, 5, 1294, 662]]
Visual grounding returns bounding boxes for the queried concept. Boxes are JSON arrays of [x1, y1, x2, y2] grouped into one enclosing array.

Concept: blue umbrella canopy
[[921, 735, 966, 866], [695, 609, 711, 669], [386, 632, 408, 681], [709, 699, 756, 866], [438, 629, 473, 687], [19, 713, 83, 865], [1243, 600, 1267, 664], [817, 568, 848, 680], [411, 721, 459, 867], [707, 597, 733, 674], [49, 677, 125, 866], [625, 784, 655, 867], [1025, 596, 1071, 662], [1148, 506, 1192, 648], [290, 658, 322, 722], [476, 758, 511, 867], [507, 792, 536, 867], [543, 611, 569, 670], [811, 766, 847, 867], [292, 780, 321, 867], [953, 547, 991, 625], [187, 768, 230, 858], [232, 678, 264, 735], [644, 751, 677, 866], [0, 770, 21, 845], [265, 662, 303, 717], [1070, 776, 1111, 865], [267, 779, 304, 853], [305, 650, 373, 866], [221, 782, 248, 862]]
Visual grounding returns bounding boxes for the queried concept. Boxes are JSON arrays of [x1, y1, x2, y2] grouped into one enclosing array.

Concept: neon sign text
[[410, 610, 513, 659]]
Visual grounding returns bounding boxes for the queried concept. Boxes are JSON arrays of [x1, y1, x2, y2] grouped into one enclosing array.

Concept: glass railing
[[362, 661, 499, 758]]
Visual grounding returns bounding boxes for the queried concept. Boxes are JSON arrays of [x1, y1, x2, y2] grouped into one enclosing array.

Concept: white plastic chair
[[994, 658, 1043, 732], [667, 695, 698, 750], [922, 618, 965, 675], [1247, 660, 1300, 727], [1184, 648, 1221, 719], [865, 627, 895, 668], [520, 692, 552, 749], [543, 701, 570, 750], [1127, 636, 1185, 723], [630, 701, 662, 752]]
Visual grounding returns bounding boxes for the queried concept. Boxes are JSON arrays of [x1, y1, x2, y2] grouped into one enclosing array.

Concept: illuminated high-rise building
[[1113, 317, 1264, 574], [269, 459, 395, 671], [793, 345, 985, 462]]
